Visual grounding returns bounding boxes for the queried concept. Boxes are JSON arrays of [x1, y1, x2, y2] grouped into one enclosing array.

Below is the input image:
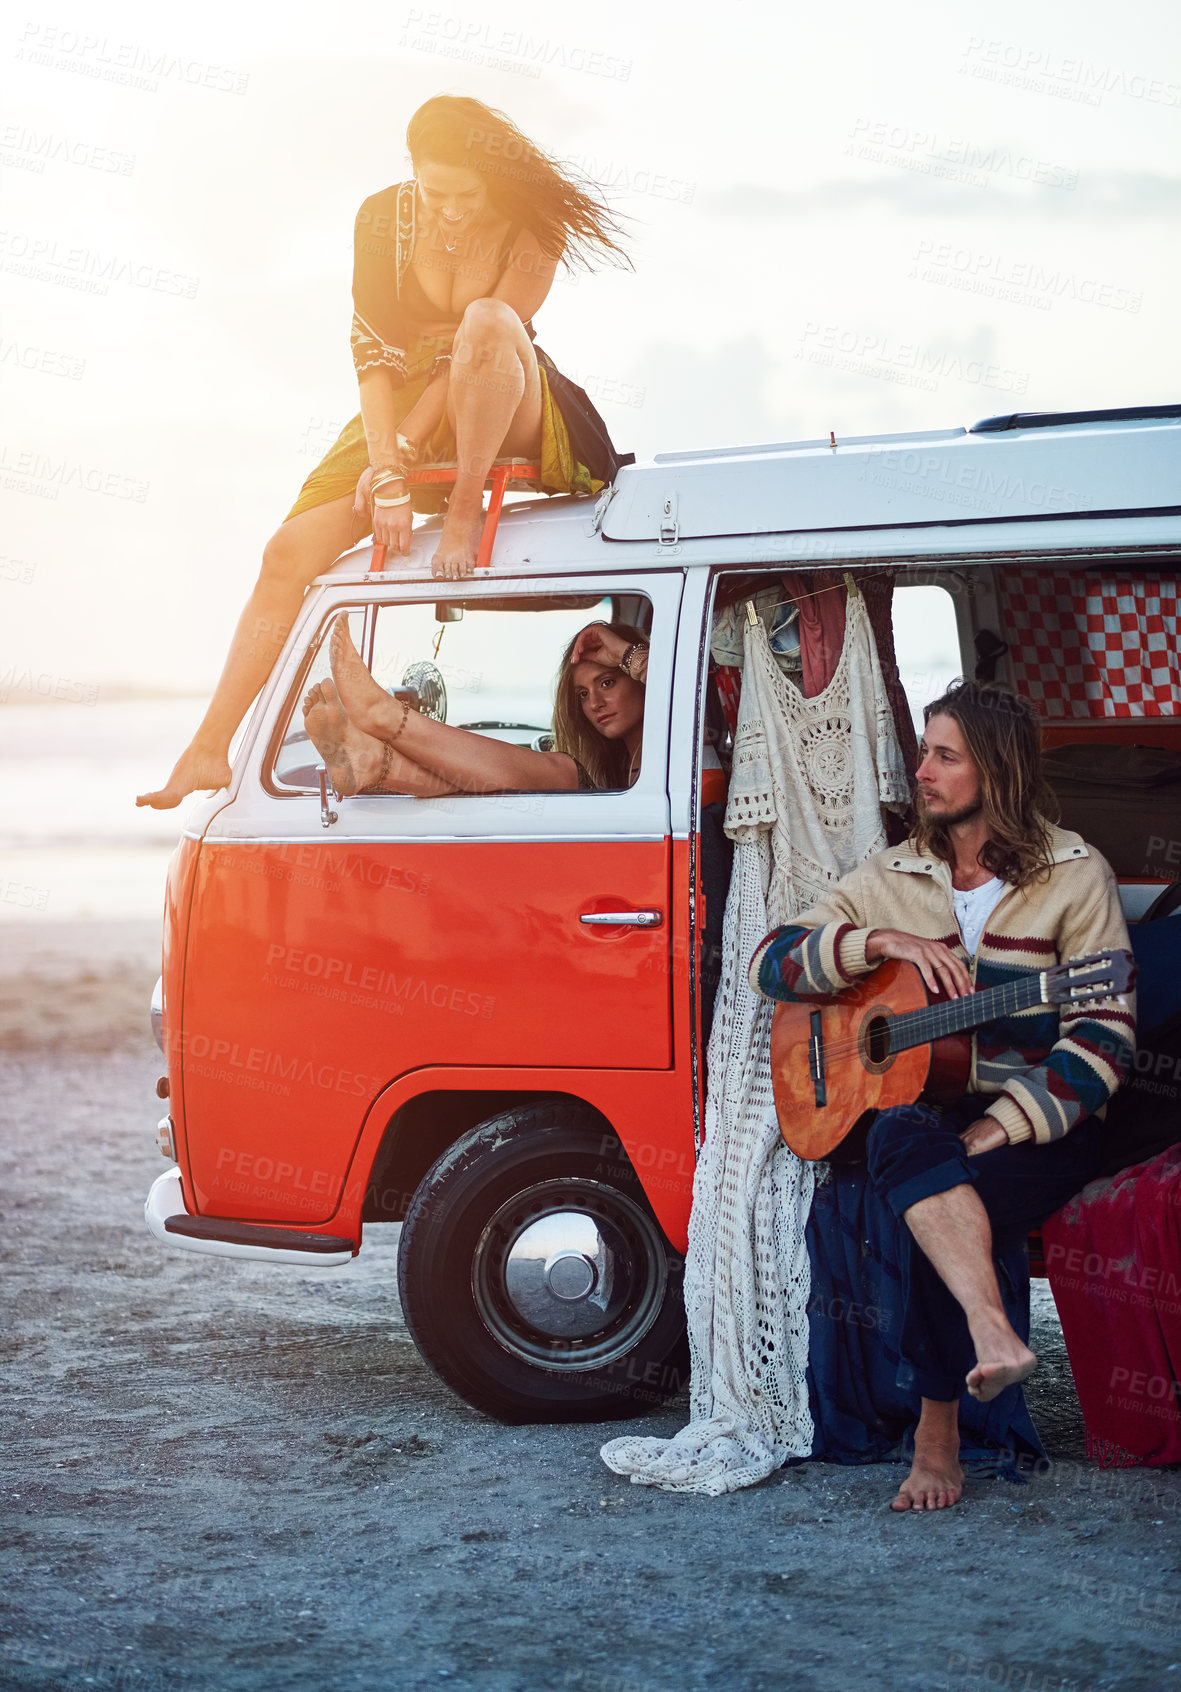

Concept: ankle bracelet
[[358, 738, 395, 795]]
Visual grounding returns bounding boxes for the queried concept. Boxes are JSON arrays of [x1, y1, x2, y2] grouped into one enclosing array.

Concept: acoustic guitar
[[769, 949, 1135, 1161]]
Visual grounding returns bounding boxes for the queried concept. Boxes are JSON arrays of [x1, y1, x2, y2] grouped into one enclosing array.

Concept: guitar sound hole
[[866, 1015, 892, 1065]]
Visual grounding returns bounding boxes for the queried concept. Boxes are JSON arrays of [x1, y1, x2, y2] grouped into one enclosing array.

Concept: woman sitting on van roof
[[138, 94, 630, 811], [303, 617, 648, 797]]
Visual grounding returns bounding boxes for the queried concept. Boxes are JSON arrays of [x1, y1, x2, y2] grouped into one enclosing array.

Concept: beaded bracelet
[[620, 641, 649, 680]]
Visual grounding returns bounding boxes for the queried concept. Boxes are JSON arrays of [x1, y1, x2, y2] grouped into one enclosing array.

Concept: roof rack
[[969, 403, 1181, 434]]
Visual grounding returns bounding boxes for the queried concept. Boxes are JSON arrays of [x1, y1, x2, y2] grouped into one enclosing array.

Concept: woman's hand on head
[[571, 623, 627, 669]]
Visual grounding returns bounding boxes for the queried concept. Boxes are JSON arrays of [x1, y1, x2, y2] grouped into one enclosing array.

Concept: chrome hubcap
[[543, 1244, 598, 1303], [473, 1180, 669, 1372]]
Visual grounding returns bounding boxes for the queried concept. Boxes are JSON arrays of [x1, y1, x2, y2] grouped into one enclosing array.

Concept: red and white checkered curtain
[[998, 571, 1181, 718]]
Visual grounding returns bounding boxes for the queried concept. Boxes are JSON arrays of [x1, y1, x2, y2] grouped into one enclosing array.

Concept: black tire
[[397, 1099, 689, 1423]]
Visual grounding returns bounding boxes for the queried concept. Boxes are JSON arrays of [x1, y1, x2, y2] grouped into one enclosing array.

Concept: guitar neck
[[888, 973, 1046, 1054]]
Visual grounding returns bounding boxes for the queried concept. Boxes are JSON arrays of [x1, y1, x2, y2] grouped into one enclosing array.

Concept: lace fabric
[[601, 591, 908, 1495]]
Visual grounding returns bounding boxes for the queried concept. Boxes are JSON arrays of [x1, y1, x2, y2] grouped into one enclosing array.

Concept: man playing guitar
[[749, 679, 1136, 1512]]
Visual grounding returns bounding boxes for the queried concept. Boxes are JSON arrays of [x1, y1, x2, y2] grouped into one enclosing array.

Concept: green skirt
[[285, 333, 605, 522]]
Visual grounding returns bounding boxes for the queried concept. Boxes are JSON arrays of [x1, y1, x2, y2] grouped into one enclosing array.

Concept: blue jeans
[[865, 1097, 1102, 1401]]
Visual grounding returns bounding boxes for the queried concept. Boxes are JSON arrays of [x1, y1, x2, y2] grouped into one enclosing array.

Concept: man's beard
[[920, 795, 984, 828]]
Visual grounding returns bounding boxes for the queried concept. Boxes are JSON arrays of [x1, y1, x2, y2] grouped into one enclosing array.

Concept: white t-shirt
[[952, 876, 1007, 957]]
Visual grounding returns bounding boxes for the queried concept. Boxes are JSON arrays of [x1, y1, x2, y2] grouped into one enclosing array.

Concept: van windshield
[[273, 594, 618, 790]]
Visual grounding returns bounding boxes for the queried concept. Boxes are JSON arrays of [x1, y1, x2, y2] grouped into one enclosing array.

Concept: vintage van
[[144, 402, 1181, 1423]]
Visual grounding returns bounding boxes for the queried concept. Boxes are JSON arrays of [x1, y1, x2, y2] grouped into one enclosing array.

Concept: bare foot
[[328, 617, 406, 742], [965, 1314, 1037, 1402], [891, 1442, 964, 1512], [431, 494, 485, 580], [302, 680, 386, 796], [136, 744, 232, 809], [967, 1348, 1038, 1402]]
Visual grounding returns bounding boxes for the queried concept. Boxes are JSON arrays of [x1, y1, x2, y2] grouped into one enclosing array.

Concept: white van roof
[[602, 405, 1181, 543], [322, 404, 1181, 583]]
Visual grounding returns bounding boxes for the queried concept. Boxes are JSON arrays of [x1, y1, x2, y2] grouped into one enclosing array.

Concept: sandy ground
[[2, 923, 1180, 1692], [0, 921, 163, 1053]]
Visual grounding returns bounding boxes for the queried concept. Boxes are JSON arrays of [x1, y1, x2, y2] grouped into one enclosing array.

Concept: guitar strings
[[784, 977, 1120, 1067]]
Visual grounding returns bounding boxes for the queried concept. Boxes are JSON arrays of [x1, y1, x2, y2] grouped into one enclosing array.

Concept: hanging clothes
[[601, 589, 909, 1495], [708, 571, 918, 801], [724, 587, 911, 907]]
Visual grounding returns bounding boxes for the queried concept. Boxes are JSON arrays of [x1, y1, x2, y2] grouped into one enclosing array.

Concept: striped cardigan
[[748, 827, 1136, 1146]]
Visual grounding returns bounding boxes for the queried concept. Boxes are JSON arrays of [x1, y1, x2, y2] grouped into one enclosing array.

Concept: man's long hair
[[551, 621, 648, 791], [914, 679, 1058, 887], [406, 96, 630, 272]]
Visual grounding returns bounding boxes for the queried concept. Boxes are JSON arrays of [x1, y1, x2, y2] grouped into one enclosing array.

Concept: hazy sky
[[3, 0, 1179, 701]]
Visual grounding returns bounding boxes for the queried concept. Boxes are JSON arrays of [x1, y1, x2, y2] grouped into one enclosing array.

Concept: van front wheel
[[397, 1102, 689, 1423]]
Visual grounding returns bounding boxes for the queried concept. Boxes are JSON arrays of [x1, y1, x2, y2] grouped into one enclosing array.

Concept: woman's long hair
[[913, 678, 1058, 887], [406, 95, 630, 271], [551, 621, 648, 790]]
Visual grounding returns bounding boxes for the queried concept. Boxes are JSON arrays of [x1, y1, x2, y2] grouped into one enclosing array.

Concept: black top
[[350, 181, 528, 382]]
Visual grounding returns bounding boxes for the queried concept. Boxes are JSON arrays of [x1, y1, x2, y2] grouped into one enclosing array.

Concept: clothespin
[[843, 571, 861, 598]]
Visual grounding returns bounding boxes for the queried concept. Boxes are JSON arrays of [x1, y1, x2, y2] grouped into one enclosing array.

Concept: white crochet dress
[[601, 591, 910, 1494]]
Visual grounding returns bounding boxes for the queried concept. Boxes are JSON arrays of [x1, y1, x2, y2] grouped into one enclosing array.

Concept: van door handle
[[317, 765, 339, 829], [580, 910, 664, 928]]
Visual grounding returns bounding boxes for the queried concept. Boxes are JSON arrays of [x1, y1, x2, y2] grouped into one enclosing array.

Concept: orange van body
[[146, 406, 1181, 1420]]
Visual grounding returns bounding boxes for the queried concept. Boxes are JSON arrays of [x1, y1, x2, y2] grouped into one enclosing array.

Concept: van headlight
[[150, 975, 165, 1052]]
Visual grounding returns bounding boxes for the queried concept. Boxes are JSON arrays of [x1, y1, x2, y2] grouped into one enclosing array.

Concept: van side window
[[891, 584, 961, 732], [271, 593, 653, 794]]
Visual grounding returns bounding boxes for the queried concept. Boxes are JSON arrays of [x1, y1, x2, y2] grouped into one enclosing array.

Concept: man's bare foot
[[891, 1443, 964, 1512], [965, 1315, 1037, 1402], [329, 618, 407, 742], [967, 1347, 1038, 1402], [431, 494, 485, 580], [136, 744, 232, 809], [302, 679, 386, 795]]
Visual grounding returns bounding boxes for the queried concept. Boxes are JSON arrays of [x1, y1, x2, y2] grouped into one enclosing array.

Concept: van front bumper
[[144, 1166, 355, 1267]]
